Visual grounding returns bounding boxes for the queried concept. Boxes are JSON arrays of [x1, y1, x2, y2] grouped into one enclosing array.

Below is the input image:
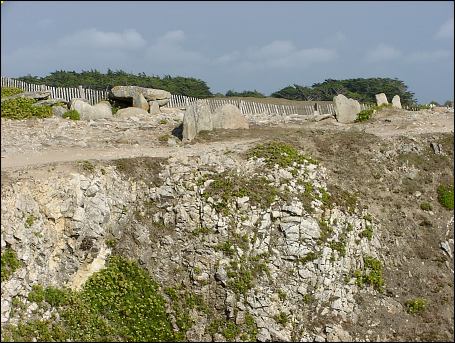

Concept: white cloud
[[58, 28, 146, 50], [365, 43, 402, 62], [217, 40, 337, 72], [145, 30, 207, 64], [408, 50, 451, 62], [435, 18, 454, 39]]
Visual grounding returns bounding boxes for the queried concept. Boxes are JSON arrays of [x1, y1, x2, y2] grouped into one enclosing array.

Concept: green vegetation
[[225, 89, 265, 98], [355, 103, 392, 122], [405, 298, 427, 315], [437, 184, 454, 210], [1, 248, 22, 281], [4, 256, 177, 342], [420, 202, 433, 211], [80, 160, 95, 172], [207, 313, 257, 342], [273, 311, 289, 326], [354, 255, 384, 292], [247, 141, 318, 168], [25, 215, 35, 228], [329, 240, 347, 257], [298, 251, 321, 264], [159, 119, 168, 125], [158, 134, 170, 142], [203, 171, 279, 214], [105, 238, 118, 248], [359, 225, 373, 241], [318, 219, 334, 244], [1, 87, 24, 98], [18, 69, 212, 98], [271, 78, 416, 106], [62, 110, 80, 121], [1, 97, 53, 120]]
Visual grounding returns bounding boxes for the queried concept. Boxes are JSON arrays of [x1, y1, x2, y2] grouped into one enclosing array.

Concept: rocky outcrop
[[1, 91, 51, 102], [392, 95, 402, 109], [32, 98, 69, 107], [333, 94, 361, 123], [70, 99, 113, 120], [51, 106, 68, 117], [212, 104, 249, 130], [375, 93, 389, 106], [1, 146, 382, 341]]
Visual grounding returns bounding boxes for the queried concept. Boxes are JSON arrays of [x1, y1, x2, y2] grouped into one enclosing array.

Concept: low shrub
[[1, 87, 24, 98], [355, 103, 392, 122], [62, 110, 80, 121], [1, 97, 53, 120], [406, 298, 426, 314], [1, 248, 22, 281]]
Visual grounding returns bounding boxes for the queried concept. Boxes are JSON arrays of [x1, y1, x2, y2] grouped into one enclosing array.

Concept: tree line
[[17, 70, 427, 105]]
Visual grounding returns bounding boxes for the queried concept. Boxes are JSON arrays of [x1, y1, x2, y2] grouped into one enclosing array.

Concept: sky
[[1, 1, 454, 103]]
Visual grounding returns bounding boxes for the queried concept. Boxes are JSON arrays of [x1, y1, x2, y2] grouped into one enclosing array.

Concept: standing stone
[[333, 94, 361, 123], [133, 93, 149, 111], [182, 100, 212, 141], [149, 101, 160, 115], [212, 104, 249, 129], [375, 93, 389, 106], [391, 95, 402, 109]]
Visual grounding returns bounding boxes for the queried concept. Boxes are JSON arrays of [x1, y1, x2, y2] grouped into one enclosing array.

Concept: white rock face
[[392, 95, 402, 109], [375, 93, 389, 106], [212, 104, 249, 130], [182, 100, 212, 141], [333, 94, 361, 123]]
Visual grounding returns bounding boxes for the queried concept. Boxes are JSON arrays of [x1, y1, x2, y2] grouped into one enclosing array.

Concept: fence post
[[78, 86, 85, 100]]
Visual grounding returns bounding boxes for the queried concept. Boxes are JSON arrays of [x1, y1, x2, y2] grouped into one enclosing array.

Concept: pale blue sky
[[1, 1, 453, 103]]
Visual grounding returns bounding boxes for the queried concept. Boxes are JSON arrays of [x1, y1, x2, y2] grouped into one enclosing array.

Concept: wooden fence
[[1, 76, 384, 115]]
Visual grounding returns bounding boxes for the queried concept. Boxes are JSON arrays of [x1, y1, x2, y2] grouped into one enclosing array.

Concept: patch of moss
[[419, 202, 432, 211]]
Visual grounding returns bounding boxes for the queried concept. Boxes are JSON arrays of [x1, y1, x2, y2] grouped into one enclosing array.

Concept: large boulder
[[70, 99, 112, 120], [392, 95, 402, 109], [333, 94, 361, 123], [375, 93, 389, 106], [182, 100, 212, 141], [52, 106, 68, 117], [1, 91, 51, 102], [116, 107, 150, 119], [212, 104, 249, 129], [110, 86, 171, 103], [132, 93, 149, 111]]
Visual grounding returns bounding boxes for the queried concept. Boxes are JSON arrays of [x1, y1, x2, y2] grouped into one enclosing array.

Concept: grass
[[437, 184, 454, 210], [405, 298, 427, 315], [1, 248, 22, 281], [62, 110, 80, 121]]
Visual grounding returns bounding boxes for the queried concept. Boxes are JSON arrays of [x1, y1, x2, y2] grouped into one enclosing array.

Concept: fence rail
[[3, 76, 414, 116]]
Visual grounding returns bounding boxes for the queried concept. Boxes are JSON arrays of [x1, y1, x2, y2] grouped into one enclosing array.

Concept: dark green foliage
[[298, 251, 320, 264], [247, 141, 318, 168], [62, 110, 80, 121], [17, 69, 212, 98], [406, 298, 427, 315], [28, 285, 45, 303], [1, 248, 22, 281], [359, 226, 373, 241], [225, 89, 265, 98], [1, 98, 53, 120], [1, 87, 24, 98], [273, 311, 289, 326], [437, 184, 454, 210], [271, 78, 416, 106]]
